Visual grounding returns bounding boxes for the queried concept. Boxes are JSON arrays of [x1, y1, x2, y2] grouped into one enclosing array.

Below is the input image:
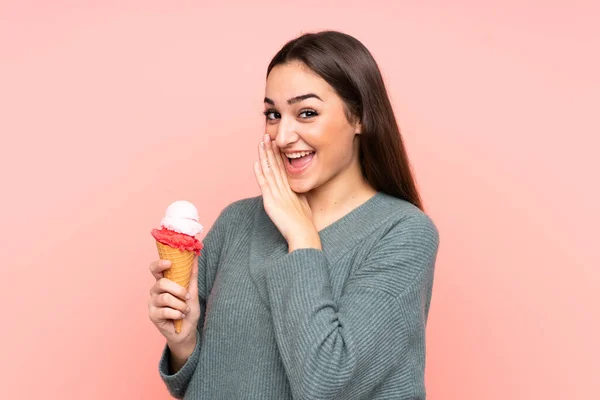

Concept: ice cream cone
[[155, 240, 195, 333]]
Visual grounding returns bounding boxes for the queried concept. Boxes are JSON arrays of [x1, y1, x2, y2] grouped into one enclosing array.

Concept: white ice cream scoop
[[160, 200, 204, 236]]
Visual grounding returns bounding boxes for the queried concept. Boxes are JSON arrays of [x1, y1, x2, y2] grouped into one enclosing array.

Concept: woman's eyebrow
[[264, 93, 323, 105]]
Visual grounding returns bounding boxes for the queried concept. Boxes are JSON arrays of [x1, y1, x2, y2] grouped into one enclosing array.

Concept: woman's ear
[[355, 121, 362, 135]]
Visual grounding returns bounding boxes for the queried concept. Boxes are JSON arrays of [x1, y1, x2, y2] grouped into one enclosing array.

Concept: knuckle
[[148, 306, 156, 320]]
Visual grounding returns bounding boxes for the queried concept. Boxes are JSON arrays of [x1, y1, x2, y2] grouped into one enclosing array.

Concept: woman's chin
[[288, 180, 313, 194], [290, 186, 310, 194]]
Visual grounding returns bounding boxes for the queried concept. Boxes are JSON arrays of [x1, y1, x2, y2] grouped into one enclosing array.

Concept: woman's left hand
[[253, 134, 322, 252]]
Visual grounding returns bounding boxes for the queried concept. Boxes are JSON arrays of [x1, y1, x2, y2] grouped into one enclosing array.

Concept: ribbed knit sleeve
[[158, 327, 202, 399], [264, 214, 439, 400], [157, 203, 230, 399]]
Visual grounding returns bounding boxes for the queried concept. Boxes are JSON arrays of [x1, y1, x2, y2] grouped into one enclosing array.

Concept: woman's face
[[263, 61, 361, 194]]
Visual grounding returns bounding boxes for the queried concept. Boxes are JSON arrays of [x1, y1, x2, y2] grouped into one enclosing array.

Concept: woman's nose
[[274, 120, 299, 148]]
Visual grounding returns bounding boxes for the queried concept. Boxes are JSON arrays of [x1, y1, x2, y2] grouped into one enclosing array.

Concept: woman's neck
[[306, 162, 377, 231]]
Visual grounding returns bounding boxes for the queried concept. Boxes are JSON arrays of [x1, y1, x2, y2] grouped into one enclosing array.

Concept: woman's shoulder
[[373, 192, 439, 246], [213, 195, 263, 227], [374, 192, 437, 226]]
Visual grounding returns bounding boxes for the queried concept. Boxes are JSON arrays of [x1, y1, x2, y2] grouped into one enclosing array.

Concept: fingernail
[[260, 141, 265, 148], [162, 260, 170, 266], [180, 312, 185, 319], [186, 292, 191, 300], [186, 307, 191, 313], [264, 134, 270, 141]]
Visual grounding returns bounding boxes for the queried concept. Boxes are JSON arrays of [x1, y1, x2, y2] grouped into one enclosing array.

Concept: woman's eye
[[299, 110, 318, 118], [263, 109, 317, 121], [263, 110, 280, 120]]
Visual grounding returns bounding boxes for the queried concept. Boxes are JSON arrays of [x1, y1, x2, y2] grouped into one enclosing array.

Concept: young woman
[[148, 30, 440, 399]]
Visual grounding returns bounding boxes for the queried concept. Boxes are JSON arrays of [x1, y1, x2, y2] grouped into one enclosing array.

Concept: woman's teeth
[[286, 150, 315, 172], [287, 151, 314, 159]]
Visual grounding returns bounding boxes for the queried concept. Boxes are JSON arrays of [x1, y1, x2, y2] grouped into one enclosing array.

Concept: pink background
[[1, 1, 598, 398]]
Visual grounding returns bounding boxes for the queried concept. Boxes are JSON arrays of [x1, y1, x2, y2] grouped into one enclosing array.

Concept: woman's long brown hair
[[267, 30, 424, 211]]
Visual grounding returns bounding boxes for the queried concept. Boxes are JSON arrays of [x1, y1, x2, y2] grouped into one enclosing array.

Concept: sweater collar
[[253, 191, 402, 264]]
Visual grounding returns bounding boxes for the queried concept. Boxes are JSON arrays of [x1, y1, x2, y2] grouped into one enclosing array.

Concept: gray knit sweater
[[158, 192, 439, 399]]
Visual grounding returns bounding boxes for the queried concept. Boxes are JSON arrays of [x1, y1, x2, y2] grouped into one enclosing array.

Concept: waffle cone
[[155, 240, 195, 333]]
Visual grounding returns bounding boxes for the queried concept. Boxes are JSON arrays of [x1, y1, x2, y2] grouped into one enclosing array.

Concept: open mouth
[[286, 151, 315, 172]]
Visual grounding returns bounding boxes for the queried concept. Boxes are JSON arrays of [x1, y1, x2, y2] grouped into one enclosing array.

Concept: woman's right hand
[[148, 257, 201, 349]]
